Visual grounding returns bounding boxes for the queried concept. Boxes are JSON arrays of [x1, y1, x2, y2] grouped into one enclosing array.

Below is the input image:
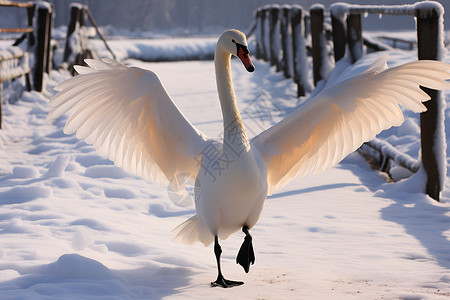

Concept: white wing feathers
[[252, 55, 450, 195], [48, 59, 207, 191]]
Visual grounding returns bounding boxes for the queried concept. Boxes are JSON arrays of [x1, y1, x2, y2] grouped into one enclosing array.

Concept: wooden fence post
[[269, 5, 281, 71], [63, 5, 81, 64], [26, 4, 35, 47], [74, 6, 90, 67], [0, 65, 2, 128], [280, 5, 292, 78], [45, 4, 53, 73], [255, 9, 263, 60], [34, 4, 51, 92], [26, 4, 35, 92], [330, 8, 347, 63], [291, 5, 308, 97], [261, 8, 269, 61], [416, 7, 444, 201], [310, 5, 325, 85], [347, 13, 363, 63]]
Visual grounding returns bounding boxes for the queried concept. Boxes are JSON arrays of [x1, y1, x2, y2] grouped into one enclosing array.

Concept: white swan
[[48, 29, 450, 287]]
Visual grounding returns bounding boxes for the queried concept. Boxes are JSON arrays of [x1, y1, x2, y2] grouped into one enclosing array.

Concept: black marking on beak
[[234, 41, 255, 72], [235, 42, 249, 56]]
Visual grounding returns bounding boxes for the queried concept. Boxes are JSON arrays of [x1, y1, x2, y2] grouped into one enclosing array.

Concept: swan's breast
[[194, 143, 268, 234]]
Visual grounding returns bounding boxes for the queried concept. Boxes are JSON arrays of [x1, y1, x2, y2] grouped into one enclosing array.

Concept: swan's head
[[218, 29, 255, 72]]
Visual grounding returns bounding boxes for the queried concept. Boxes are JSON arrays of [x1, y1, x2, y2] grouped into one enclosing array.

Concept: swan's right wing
[[48, 59, 208, 191], [251, 55, 450, 195]]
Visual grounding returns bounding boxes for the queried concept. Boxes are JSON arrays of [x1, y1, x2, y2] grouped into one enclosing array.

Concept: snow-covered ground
[[0, 37, 450, 299], [90, 37, 218, 62]]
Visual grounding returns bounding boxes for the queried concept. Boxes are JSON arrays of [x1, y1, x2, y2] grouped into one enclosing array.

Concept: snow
[[310, 3, 326, 11], [0, 34, 450, 299], [269, 5, 282, 72], [290, 5, 313, 95], [280, 5, 293, 78], [329, 1, 444, 17], [330, 2, 349, 23], [431, 3, 447, 190], [262, 9, 270, 61], [69, 3, 85, 10], [364, 138, 420, 173], [0, 47, 30, 82], [36, 1, 53, 13], [415, 1, 445, 19], [435, 82, 448, 190], [319, 29, 334, 81], [91, 38, 217, 62]]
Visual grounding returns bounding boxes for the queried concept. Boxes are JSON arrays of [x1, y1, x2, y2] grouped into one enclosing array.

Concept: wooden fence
[[0, 48, 31, 129], [252, 1, 446, 201], [0, 1, 52, 128], [0, 1, 113, 127], [254, 4, 313, 97]]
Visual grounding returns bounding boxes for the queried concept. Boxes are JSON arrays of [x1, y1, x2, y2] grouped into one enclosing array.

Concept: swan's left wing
[[49, 59, 208, 191], [251, 55, 450, 195]]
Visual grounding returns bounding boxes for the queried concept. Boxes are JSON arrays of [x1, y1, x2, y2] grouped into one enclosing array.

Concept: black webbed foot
[[236, 226, 255, 273], [212, 235, 244, 288], [211, 274, 244, 288]]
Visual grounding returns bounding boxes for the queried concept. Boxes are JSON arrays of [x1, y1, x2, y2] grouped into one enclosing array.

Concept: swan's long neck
[[214, 47, 250, 154]]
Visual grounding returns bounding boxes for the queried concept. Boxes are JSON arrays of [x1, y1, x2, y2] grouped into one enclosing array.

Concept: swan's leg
[[211, 235, 244, 288], [236, 226, 255, 273]]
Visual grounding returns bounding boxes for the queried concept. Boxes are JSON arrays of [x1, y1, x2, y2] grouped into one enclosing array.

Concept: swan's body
[[49, 29, 450, 287], [173, 32, 267, 247], [190, 140, 267, 244]]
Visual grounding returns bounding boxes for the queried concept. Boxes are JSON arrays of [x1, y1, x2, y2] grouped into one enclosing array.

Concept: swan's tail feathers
[[171, 215, 213, 246]]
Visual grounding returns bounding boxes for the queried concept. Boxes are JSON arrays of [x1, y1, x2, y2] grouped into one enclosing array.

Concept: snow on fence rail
[[252, 1, 446, 201], [359, 138, 421, 174], [0, 47, 31, 128]]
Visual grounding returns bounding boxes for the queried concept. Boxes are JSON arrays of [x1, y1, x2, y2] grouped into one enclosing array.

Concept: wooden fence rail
[[253, 1, 446, 201], [378, 36, 415, 50]]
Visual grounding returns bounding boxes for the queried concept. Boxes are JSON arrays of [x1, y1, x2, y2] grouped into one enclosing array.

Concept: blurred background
[[0, 0, 449, 36]]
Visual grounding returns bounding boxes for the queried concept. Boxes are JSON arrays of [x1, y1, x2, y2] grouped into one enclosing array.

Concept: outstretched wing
[[48, 59, 208, 191], [251, 55, 450, 195]]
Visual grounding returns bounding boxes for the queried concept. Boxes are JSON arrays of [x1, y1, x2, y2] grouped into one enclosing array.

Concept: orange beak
[[237, 44, 255, 72]]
